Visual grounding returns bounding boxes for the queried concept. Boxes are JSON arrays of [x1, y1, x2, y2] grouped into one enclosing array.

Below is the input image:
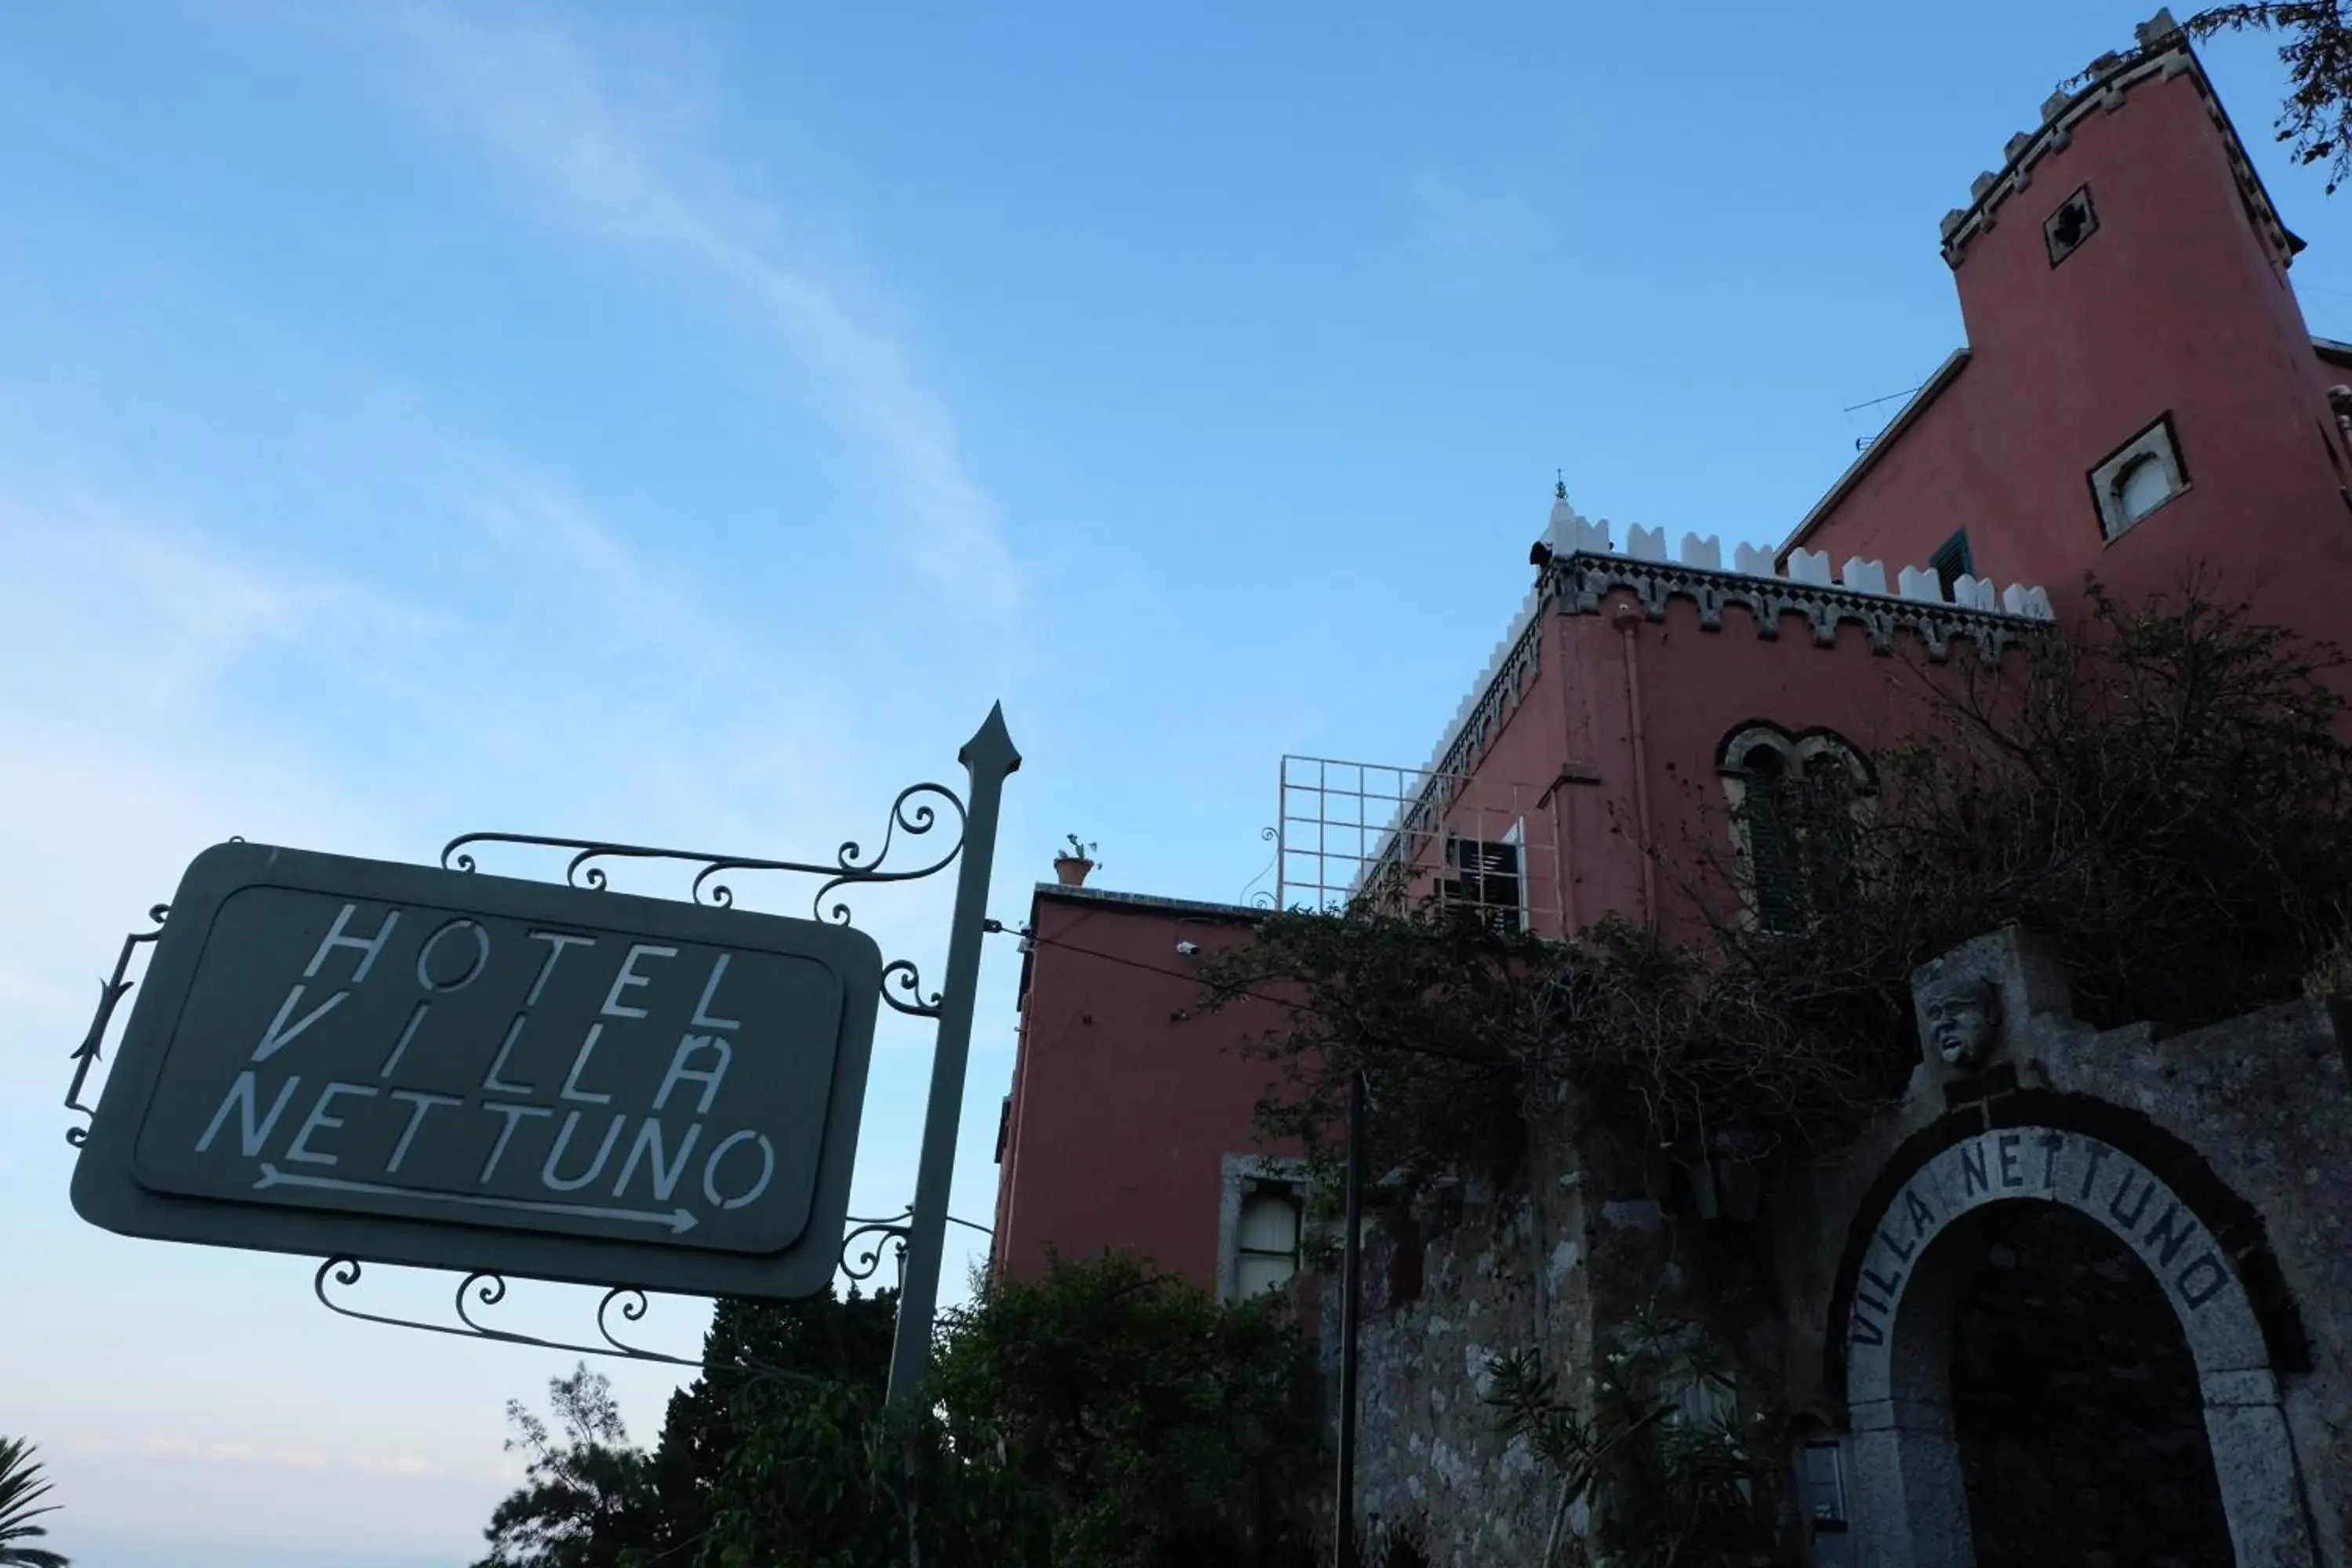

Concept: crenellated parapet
[[1416, 493, 2056, 781], [1546, 507, 2055, 631], [1548, 548, 2051, 659], [1933, 9, 2297, 271]]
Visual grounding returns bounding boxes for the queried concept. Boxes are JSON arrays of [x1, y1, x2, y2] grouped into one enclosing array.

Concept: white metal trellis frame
[[1272, 754, 1564, 932]]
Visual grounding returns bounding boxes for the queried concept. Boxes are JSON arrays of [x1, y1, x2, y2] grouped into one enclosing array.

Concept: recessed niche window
[[2045, 184, 2099, 267], [2088, 414, 2190, 540], [1928, 530, 1973, 599], [1234, 1183, 1304, 1298]]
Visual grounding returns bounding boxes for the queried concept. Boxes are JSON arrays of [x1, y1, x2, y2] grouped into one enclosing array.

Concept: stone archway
[[1838, 1123, 2314, 1568]]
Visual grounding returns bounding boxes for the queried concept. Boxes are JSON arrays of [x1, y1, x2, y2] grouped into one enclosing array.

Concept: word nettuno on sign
[[72, 841, 880, 1301]]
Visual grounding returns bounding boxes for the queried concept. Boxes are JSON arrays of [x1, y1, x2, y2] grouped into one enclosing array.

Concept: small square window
[[1446, 836, 1524, 935], [2045, 184, 2098, 267], [2087, 414, 2190, 540]]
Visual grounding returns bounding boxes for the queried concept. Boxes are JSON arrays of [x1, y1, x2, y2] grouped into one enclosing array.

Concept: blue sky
[[4, 2, 2349, 1563]]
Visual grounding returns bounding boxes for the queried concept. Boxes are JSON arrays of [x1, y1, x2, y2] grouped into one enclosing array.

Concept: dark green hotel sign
[[71, 840, 880, 1299]]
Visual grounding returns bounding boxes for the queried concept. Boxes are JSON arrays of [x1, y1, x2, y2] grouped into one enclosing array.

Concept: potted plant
[[1054, 834, 1099, 887]]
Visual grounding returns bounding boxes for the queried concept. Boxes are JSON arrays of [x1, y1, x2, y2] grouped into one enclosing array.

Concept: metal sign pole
[[1333, 1065, 1367, 1568], [885, 703, 1021, 1411]]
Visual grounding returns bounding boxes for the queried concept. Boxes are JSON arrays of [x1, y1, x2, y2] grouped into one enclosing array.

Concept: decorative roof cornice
[[1428, 606, 1544, 783], [1937, 10, 2299, 271], [1544, 550, 2051, 663], [1411, 500, 2059, 787]]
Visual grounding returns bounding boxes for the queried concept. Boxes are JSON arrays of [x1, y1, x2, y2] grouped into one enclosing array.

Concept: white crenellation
[[1940, 15, 2290, 270], [1678, 533, 1722, 571], [1840, 557, 1889, 597], [1898, 564, 1945, 603], [1547, 498, 1613, 555], [1415, 489, 2061, 782]]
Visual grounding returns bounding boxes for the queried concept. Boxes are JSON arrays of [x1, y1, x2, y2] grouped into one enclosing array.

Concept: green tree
[[1486, 1308, 1776, 1568], [2183, 5, 2352, 191], [0, 1438, 68, 1568], [922, 1252, 1318, 1567], [649, 1287, 898, 1563], [474, 1365, 665, 1568], [698, 1254, 1320, 1568]]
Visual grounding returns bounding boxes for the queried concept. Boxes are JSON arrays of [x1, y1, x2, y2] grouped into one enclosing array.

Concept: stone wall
[[2041, 996, 2352, 1564], [1771, 971, 2352, 1566], [1325, 1107, 1778, 1563], [1330, 931, 2352, 1568]]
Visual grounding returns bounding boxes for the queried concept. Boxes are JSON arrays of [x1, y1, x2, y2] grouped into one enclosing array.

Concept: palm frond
[[0, 1436, 68, 1567]]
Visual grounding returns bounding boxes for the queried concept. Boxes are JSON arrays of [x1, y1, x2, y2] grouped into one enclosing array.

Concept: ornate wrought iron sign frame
[[65, 706, 1018, 1403]]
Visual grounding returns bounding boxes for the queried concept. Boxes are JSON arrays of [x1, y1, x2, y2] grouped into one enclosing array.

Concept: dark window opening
[[1928, 530, 1973, 598], [1445, 837, 1524, 935], [1737, 742, 1863, 933], [2045, 184, 2098, 266], [1742, 749, 1802, 932]]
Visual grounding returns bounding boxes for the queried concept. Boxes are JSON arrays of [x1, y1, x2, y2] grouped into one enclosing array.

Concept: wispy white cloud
[[387, 6, 1022, 616], [0, 20, 1007, 1552]]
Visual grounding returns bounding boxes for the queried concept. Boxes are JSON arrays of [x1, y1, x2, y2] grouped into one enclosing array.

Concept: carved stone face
[[1922, 978, 2000, 1069]]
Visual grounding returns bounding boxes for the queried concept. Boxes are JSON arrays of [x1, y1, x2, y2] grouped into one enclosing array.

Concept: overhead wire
[[980, 917, 1523, 1069]]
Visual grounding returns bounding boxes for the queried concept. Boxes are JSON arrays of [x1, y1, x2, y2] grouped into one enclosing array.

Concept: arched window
[[2114, 454, 2172, 524], [1719, 725, 1871, 932], [1740, 744, 1802, 931], [2089, 415, 2188, 539]]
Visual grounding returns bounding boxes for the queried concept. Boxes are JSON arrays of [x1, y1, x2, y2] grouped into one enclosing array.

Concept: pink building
[[989, 11, 2352, 1305]]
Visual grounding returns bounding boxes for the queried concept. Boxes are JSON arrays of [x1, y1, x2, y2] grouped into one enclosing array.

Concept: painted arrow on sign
[[252, 1163, 700, 1235]]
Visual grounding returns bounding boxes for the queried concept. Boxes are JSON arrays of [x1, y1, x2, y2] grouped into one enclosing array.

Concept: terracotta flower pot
[[1053, 855, 1093, 887]]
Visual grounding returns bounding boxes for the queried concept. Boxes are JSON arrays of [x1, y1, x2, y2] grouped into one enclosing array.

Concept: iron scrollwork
[[314, 1258, 702, 1369], [440, 782, 968, 931], [881, 960, 942, 1018], [834, 1207, 991, 1287], [1243, 825, 1279, 910], [64, 903, 169, 1146], [439, 784, 966, 1014], [840, 1210, 912, 1287], [309, 1203, 985, 1363]]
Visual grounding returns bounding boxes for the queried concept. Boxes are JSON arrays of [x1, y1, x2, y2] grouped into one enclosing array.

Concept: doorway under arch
[[1946, 1202, 2232, 1565], [1835, 1122, 2314, 1568]]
